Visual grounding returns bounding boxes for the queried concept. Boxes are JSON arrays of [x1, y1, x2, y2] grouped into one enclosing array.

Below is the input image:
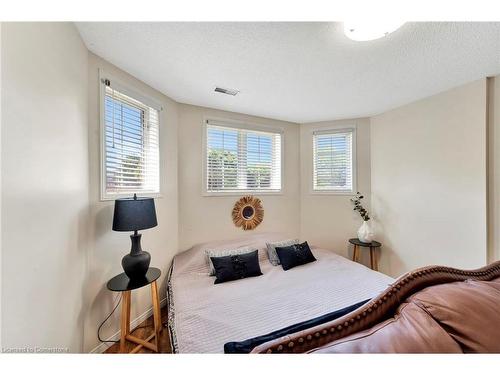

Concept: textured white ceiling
[[76, 22, 500, 123]]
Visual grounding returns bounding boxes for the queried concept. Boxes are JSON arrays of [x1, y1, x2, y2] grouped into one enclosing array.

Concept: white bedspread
[[168, 233, 394, 353]]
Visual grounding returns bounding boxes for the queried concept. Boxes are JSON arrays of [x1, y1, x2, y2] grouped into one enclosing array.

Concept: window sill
[[100, 192, 163, 202], [202, 190, 283, 197], [309, 190, 356, 196]]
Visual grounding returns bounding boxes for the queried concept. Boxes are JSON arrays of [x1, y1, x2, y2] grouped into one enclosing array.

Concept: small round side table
[[348, 239, 382, 271], [107, 267, 162, 353]]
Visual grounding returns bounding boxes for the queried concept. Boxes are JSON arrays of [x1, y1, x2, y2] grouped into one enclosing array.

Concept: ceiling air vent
[[214, 87, 239, 96]]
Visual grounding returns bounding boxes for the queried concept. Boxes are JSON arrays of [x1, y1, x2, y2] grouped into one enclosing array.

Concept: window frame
[[310, 125, 357, 195], [202, 117, 285, 196], [99, 70, 163, 201]]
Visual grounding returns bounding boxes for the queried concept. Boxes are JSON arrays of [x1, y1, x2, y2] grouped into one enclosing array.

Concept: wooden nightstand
[[349, 238, 382, 271], [107, 267, 162, 353]]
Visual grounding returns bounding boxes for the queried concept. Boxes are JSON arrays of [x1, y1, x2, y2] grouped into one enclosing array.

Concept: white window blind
[[102, 80, 160, 199], [205, 121, 282, 193], [313, 129, 355, 192]]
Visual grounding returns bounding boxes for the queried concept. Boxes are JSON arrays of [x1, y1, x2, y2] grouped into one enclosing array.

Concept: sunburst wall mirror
[[232, 196, 264, 230]]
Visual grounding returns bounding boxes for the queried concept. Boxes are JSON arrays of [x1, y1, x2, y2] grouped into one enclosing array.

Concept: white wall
[[299, 118, 372, 264], [489, 75, 500, 263], [371, 79, 488, 277], [84, 53, 179, 352], [1, 23, 89, 352], [178, 104, 300, 251]]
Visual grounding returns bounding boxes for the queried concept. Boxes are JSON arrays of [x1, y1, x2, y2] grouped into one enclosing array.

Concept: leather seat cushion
[[309, 302, 462, 353], [408, 276, 500, 353]]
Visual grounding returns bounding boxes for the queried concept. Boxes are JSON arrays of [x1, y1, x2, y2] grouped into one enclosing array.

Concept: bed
[[167, 233, 394, 353]]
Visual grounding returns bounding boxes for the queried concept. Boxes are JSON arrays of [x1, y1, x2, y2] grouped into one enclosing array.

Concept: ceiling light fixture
[[214, 86, 239, 96], [343, 21, 405, 41]]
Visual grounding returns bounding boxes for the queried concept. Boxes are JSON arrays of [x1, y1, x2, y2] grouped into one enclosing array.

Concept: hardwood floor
[[104, 305, 172, 354]]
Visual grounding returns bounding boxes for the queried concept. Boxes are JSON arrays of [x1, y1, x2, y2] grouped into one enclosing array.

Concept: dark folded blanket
[[224, 298, 370, 353]]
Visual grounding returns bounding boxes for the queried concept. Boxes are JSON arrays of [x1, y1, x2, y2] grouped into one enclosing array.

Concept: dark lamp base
[[122, 232, 151, 280]]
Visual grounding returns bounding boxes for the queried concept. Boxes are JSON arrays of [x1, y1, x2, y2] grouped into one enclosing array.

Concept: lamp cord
[[97, 294, 123, 343]]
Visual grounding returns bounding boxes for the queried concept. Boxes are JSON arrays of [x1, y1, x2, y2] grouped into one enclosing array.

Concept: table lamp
[[112, 194, 158, 280]]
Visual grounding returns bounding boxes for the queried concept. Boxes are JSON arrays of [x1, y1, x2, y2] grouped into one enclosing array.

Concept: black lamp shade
[[112, 196, 158, 232]]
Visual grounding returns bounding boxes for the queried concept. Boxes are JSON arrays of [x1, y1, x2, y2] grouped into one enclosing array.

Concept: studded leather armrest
[[251, 261, 500, 353]]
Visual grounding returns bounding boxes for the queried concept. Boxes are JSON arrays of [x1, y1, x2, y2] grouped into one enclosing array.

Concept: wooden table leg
[[370, 247, 377, 271], [151, 280, 162, 352], [120, 290, 131, 353], [119, 283, 161, 354]]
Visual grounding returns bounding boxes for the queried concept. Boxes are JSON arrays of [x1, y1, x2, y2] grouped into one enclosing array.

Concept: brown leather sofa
[[252, 261, 500, 353]]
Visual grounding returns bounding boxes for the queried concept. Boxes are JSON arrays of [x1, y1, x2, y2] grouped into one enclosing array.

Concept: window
[[204, 120, 282, 193], [312, 128, 355, 193], [101, 77, 160, 199]]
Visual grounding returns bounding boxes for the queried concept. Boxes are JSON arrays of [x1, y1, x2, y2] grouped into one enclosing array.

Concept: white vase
[[357, 221, 374, 243]]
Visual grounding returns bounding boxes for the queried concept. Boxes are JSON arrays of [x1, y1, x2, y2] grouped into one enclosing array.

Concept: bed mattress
[[167, 233, 394, 353]]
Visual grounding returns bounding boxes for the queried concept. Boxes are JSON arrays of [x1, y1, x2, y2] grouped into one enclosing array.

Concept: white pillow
[[266, 239, 299, 266], [205, 247, 258, 276]]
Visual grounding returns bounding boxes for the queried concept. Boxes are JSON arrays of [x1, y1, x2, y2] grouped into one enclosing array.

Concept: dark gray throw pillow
[[210, 250, 263, 284], [275, 241, 316, 271]]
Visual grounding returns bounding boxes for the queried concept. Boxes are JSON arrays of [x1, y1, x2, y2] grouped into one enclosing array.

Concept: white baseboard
[[90, 297, 167, 354]]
